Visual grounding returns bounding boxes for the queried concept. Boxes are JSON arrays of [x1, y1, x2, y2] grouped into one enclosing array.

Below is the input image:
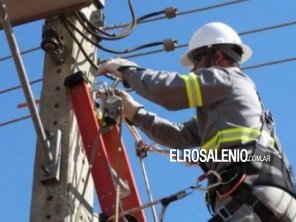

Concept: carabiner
[[196, 170, 222, 191]]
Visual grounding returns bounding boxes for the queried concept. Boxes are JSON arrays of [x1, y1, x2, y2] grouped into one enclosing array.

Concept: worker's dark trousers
[[215, 185, 296, 221]]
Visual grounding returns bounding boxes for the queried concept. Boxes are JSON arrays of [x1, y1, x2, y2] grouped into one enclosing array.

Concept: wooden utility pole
[[30, 6, 99, 222]]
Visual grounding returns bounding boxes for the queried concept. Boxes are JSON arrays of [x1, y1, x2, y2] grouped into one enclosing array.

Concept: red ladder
[[65, 72, 146, 222]]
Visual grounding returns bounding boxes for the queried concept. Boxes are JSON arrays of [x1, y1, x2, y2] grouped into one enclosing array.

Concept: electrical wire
[[122, 20, 296, 58], [63, 14, 167, 55], [0, 114, 31, 127], [137, 9, 167, 23], [0, 46, 40, 62], [0, 0, 248, 62], [1, 17, 296, 96], [0, 78, 43, 95], [242, 57, 296, 71], [75, 0, 136, 40], [1, 7, 295, 62], [103, 0, 248, 30], [59, 16, 99, 71], [60, 16, 117, 81], [75, 10, 115, 38], [123, 44, 186, 59], [239, 20, 296, 36], [141, 0, 249, 24]]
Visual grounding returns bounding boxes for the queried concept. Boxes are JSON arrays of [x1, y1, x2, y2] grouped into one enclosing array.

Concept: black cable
[[64, 15, 169, 55], [76, 0, 136, 40], [137, 9, 166, 23], [75, 10, 116, 39], [98, 41, 165, 54], [60, 16, 99, 71], [0, 78, 43, 95], [60, 16, 116, 81], [0, 114, 31, 127], [122, 43, 186, 59]]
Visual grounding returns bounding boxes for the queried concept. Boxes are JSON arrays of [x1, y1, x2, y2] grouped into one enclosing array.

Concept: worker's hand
[[97, 58, 138, 79], [115, 89, 143, 121]]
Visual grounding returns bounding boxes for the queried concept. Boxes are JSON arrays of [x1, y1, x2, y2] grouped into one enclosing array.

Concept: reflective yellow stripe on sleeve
[[182, 72, 203, 107], [202, 127, 275, 150]]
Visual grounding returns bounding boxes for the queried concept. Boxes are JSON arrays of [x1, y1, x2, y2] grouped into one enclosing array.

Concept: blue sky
[[1, 0, 296, 221]]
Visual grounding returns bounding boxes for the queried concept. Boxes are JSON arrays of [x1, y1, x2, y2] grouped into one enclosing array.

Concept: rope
[[105, 186, 196, 221], [126, 123, 159, 222]]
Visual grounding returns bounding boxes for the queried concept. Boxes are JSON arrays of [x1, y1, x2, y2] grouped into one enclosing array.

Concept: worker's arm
[[132, 108, 201, 149], [121, 67, 189, 110], [121, 67, 233, 110], [114, 89, 200, 149]]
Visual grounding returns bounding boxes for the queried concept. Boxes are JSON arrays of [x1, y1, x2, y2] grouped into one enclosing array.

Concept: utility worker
[[97, 22, 296, 221]]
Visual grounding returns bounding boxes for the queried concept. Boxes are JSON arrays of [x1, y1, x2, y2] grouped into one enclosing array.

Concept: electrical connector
[[163, 39, 177, 52], [165, 7, 178, 19]]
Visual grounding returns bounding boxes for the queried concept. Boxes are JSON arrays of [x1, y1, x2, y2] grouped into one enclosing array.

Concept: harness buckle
[[217, 206, 233, 221]]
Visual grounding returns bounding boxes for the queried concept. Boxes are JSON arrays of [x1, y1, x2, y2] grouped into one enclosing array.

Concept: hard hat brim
[[180, 43, 252, 68]]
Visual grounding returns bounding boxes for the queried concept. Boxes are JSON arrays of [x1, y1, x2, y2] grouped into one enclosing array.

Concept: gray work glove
[[114, 89, 143, 121], [97, 58, 138, 79]]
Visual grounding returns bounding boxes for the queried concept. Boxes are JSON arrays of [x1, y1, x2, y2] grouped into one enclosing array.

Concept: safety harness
[[192, 46, 296, 221], [200, 109, 296, 222]]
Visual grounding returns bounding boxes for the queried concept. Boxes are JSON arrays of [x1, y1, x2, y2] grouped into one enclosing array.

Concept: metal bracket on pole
[[41, 129, 62, 183], [41, 27, 65, 64]]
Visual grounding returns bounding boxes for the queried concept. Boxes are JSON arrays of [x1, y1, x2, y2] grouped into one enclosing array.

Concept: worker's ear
[[213, 50, 224, 65]]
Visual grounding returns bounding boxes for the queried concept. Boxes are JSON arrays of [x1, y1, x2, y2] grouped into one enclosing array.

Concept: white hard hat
[[180, 22, 252, 68]]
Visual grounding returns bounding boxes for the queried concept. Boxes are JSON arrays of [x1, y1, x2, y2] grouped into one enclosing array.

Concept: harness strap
[[209, 183, 280, 222]]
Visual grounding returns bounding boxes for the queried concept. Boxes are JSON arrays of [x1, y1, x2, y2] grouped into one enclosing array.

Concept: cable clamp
[[163, 39, 177, 52], [165, 7, 178, 19]]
